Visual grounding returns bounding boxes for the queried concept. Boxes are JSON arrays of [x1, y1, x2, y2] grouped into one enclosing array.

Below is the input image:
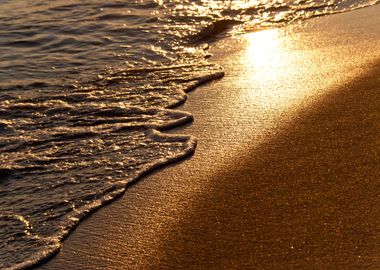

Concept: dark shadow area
[[152, 62, 380, 269]]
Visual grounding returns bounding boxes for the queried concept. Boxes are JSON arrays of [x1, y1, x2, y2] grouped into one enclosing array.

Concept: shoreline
[[38, 5, 380, 269]]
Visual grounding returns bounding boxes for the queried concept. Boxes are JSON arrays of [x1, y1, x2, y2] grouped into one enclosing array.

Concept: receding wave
[[188, 19, 243, 44], [188, 0, 379, 43], [0, 64, 224, 269]]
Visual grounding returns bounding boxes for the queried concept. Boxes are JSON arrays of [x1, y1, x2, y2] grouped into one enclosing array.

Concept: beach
[[38, 5, 380, 269]]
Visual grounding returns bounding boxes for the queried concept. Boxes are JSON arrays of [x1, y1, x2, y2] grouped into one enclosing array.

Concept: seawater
[[0, 0, 377, 269]]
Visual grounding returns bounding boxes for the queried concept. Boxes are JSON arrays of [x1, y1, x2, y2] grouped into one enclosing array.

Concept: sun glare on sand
[[245, 29, 287, 77], [239, 28, 302, 109]]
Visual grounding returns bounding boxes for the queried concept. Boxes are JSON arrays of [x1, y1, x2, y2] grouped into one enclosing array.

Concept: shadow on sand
[[153, 62, 380, 269]]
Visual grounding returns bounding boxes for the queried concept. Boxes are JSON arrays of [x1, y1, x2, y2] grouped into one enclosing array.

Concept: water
[[0, 0, 377, 269]]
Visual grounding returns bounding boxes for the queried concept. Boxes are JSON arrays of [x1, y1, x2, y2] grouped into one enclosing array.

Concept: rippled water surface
[[0, 0, 378, 269]]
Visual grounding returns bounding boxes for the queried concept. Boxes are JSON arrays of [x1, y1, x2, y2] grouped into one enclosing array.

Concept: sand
[[39, 5, 380, 269]]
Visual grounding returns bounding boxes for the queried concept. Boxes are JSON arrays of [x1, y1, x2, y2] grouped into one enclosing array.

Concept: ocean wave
[[0, 63, 223, 269]]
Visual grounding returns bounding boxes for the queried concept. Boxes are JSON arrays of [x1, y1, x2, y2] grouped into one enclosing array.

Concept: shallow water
[[0, 0, 378, 269]]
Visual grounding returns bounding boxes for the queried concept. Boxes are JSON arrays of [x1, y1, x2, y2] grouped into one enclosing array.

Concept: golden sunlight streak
[[245, 29, 287, 79], [247, 29, 279, 60], [238, 28, 299, 109]]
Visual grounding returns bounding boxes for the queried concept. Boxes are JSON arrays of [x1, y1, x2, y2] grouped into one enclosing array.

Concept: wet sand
[[39, 5, 380, 270]]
